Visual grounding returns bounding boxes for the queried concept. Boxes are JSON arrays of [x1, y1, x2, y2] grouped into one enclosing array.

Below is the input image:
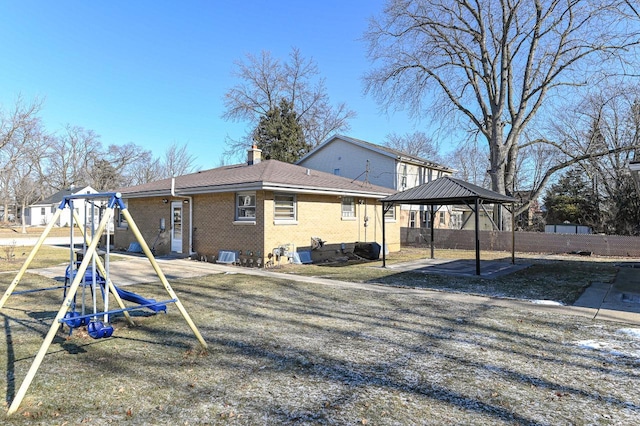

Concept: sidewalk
[[574, 265, 640, 324], [24, 254, 640, 326]]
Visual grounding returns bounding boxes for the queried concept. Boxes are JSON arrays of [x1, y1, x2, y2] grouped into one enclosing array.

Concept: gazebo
[[380, 176, 518, 275]]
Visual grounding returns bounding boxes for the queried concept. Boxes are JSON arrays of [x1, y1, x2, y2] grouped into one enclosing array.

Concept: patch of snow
[[530, 300, 564, 306], [575, 339, 640, 360], [618, 328, 640, 339], [576, 340, 609, 350]]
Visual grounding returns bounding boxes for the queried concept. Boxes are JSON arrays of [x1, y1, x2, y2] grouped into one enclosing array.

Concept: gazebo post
[[381, 201, 387, 268], [378, 176, 517, 277], [511, 201, 516, 265], [430, 205, 435, 259], [475, 198, 481, 275]]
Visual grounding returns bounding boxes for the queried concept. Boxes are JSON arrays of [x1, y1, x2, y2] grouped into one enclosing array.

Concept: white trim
[[233, 220, 256, 225], [121, 183, 393, 199], [274, 220, 299, 225]]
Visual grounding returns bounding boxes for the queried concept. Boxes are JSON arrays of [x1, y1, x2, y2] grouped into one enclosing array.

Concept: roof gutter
[[121, 183, 394, 199]]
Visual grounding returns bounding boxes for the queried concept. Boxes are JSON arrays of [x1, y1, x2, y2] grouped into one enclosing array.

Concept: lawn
[[0, 246, 71, 273], [278, 248, 620, 305], [0, 261, 638, 425], [0, 243, 126, 273], [0, 226, 71, 238]]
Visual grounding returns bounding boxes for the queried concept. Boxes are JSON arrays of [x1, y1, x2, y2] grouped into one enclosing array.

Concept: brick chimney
[[247, 144, 262, 165]]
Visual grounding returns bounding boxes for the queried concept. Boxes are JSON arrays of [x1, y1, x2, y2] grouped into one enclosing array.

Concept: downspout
[[171, 176, 194, 256]]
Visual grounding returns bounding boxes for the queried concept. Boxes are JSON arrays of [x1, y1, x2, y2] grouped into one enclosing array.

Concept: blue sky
[[0, 1, 428, 170]]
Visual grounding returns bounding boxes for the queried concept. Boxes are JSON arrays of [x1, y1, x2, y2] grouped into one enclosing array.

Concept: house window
[[115, 202, 128, 228], [40, 207, 45, 215], [384, 205, 396, 221], [236, 192, 256, 220], [409, 211, 416, 228], [50, 206, 56, 213], [420, 211, 430, 228], [439, 211, 446, 226], [274, 194, 296, 220], [341, 196, 355, 218], [450, 212, 463, 229]]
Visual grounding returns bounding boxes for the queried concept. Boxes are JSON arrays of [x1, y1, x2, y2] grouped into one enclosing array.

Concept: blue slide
[[66, 266, 167, 313], [110, 283, 167, 313]]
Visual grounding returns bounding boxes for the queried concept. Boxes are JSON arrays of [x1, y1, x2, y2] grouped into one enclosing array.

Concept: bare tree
[[365, 0, 640, 224], [128, 156, 163, 186], [549, 84, 640, 232], [159, 142, 198, 178], [100, 142, 156, 187], [223, 47, 356, 162], [0, 97, 48, 223], [444, 139, 490, 187], [0, 96, 43, 151], [45, 124, 102, 191], [5, 119, 51, 232], [384, 131, 442, 161]]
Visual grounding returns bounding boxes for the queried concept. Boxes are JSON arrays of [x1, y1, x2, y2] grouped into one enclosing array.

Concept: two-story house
[[296, 134, 454, 229]]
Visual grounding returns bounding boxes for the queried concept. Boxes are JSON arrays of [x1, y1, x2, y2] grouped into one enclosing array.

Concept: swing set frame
[[0, 192, 207, 415]]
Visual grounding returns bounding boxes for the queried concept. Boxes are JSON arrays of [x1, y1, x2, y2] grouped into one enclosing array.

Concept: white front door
[[171, 202, 183, 253]]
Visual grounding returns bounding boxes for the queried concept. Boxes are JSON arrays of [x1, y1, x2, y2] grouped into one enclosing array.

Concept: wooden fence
[[401, 228, 640, 257]]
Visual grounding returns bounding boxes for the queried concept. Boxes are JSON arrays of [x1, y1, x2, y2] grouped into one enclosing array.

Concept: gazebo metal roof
[[381, 176, 517, 205], [380, 176, 518, 275]]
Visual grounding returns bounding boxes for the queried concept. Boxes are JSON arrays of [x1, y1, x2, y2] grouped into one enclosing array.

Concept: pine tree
[[543, 168, 601, 230], [252, 99, 308, 163]]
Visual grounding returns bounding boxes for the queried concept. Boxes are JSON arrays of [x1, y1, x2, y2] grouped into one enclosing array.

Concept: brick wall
[[191, 191, 265, 263], [401, 227, 640, 257], [263, 193, 400, 263], [115, 191, 402, 266], [113, 197, 189, 256]]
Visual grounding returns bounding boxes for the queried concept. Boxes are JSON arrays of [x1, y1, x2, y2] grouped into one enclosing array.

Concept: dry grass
[[0, 226, 71, 238], [0, 267, 638, 425], [277, 248, 619, 304], [0, 246, 70, 273], [0, 244, 126, 273]]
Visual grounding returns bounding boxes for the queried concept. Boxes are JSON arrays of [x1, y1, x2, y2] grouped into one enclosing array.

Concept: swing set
[[0, 192, 208, 415]]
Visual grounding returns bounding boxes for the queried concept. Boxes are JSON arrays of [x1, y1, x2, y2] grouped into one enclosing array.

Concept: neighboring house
[[25, 185, 99, 227], [296, 134, 454, 229], [114, 146, 400, 265], [451, 205, 498, 231]]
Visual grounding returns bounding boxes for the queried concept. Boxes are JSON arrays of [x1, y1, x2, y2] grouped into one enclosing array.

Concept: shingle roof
[[118, 159, 396, 198], [34, 185, 94, 205], [381, 176, 517, 205], [297, 134, 453, 172]]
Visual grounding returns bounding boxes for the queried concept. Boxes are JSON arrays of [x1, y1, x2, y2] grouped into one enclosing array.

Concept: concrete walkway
[[573, 265, 640, 324], [20, 253, 640, 326]]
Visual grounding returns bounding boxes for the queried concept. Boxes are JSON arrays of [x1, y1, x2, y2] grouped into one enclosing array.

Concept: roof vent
[[306, 169, 311, 176], [248, 144, 262, 165]]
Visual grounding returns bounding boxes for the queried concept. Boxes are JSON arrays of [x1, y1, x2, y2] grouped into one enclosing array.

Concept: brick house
[[296, 134, 454, 229], [114, 146, 400, 265]]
